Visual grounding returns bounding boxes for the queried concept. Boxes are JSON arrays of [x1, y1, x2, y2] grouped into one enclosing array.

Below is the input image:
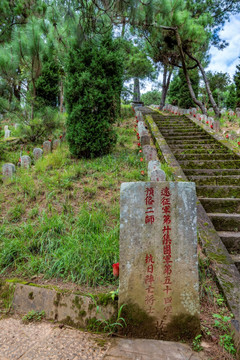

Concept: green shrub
[[65, 33, 123, 158]]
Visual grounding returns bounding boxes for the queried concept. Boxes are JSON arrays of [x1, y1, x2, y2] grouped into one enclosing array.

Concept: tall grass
[[0, 114, 148, 286]]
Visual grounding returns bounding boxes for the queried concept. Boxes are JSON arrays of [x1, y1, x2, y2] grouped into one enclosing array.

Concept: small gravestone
[[2, 163, 16, 181], [236, 107, 240, 112], [141, 135, 150, 147], [53, 139, 60, 150], [4, 129, 11, 138], [4, 125, 8, 131], [207, 117, 214, 126], [14, 123, 20, 129], [21, 155, 31, 169], [150, 169, 166, 181], [148, 160, 161, 177], [138, 122, 148, 136], [208, 108, 213, 112], [191, 108, 197, 115], [236, 112, 240, 118], [43, 141, 52, 154], [119, 182, 199, 339], [213, 121, 220, 132], [33, 148, 43, 161], [142, 145, 158, 162], [229, 110, 234, 116]]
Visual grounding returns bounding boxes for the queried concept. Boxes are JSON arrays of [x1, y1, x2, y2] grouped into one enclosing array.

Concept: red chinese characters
[[161, 187, 173, 315], [145, 187, 155, 225], [145, 253, 155, 314]]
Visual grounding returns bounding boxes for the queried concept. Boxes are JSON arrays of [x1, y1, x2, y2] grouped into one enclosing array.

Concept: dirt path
[[0, 316, 110, 360]]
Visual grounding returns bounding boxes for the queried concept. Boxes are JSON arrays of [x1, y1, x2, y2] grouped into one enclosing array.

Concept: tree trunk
[[31, 79, 36, 120], [159, 65, 172, 109], [175, 30, 207, 115], [60, 77, 64, 113], [133, 77, 140, 102], [185, 51, 221, 118]]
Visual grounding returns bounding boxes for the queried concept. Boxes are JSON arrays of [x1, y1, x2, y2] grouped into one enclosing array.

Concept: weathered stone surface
[[138, 121, 148, 137], [21, 155, 31, 169], [229, 110, 234, 116], [140, 135, 150, 147], [57, 292, 115, 327], [12, 283, 115, 329], [52, 139, 60, 150], [33, 148, 43, 160], [4, 129, 11, 138], [207, 117, 214, 126], [119, 182, 199, 339], [142, 145, 158, 162], [236, 111, 240, 118], [208, 107, 213, 112], [150, 169, 166, 181], [2, 163, 15, 180], [4, 125, 8, 131], [43, 140, 52, 154], [148, 160, 161, 176], [136, 111, 144, 122], [213, 121, 220, 132], [13, 284, 57, 319], [103, 338, 204, 360]]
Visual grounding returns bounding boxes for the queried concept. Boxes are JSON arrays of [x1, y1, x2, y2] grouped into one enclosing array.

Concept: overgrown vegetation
[[0, 113, 148, 286]]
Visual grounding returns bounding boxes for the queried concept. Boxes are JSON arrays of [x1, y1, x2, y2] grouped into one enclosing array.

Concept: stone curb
[[4, 282, 116, 329], [144, 110, 240, 355]]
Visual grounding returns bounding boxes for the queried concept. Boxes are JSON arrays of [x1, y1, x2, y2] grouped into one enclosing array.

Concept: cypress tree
[[178, 68, 199, 108], [234, 60, 240, 108], [35, 54, 60, 108], [65, 34, 123, 158]]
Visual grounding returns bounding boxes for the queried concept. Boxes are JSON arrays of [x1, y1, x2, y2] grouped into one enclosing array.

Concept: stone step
[[189, 175, 240, 186], [207, 213, 240, 231], [170, 144, 223, 150], [217, 231, 240, 252], [200, 198, 240, 213], [173, 149, 228, 155], [167, 139, 216, 145], [231, 254, 240, 271], [179, 159, 240, 169], [175, 153, 239, 161], [197, 185, 240, 198], [161, 131, 204, 137], [184, 168, 240, 176], [165, 135, 212, 140], [158, 126, 198, 131]]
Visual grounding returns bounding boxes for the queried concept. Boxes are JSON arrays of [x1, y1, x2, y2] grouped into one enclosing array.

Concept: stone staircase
[[150, 112, 240, 273]]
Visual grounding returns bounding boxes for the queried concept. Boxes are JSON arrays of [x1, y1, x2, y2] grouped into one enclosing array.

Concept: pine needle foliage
[[65, 33, 123, 158]]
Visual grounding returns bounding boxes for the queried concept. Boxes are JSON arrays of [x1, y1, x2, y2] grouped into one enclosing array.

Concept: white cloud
[[206, 15, 240, 79]]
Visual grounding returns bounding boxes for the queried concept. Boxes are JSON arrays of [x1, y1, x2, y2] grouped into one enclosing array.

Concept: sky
[[206, 14, 240, 80], [141, 14, 240, 93]]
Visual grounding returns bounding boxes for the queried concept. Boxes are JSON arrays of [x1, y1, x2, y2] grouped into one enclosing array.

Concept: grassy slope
[[0, 117, 148, 286]]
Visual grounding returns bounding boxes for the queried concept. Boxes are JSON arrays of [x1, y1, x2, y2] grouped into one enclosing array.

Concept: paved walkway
[[0, 317, 205, 360], [0, 317, 110, 360]]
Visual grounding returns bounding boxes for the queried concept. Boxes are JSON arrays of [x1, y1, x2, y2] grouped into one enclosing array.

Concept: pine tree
[[226, 84, 236, 109], [234, 60, 240, 108], [35, 54, 60, 108], [65, 34, 123, 158]]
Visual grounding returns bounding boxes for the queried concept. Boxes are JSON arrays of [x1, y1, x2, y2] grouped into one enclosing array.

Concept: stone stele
[[119, 181, 199, 339], [53, 139, 60, 150], [150, 169, 166, 181], [43, 140, 52, 154], [142, 145, 158, 162], [2, 163, 16, 180], [21, 155, 31, 169], [33, 148, 43, 161]]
